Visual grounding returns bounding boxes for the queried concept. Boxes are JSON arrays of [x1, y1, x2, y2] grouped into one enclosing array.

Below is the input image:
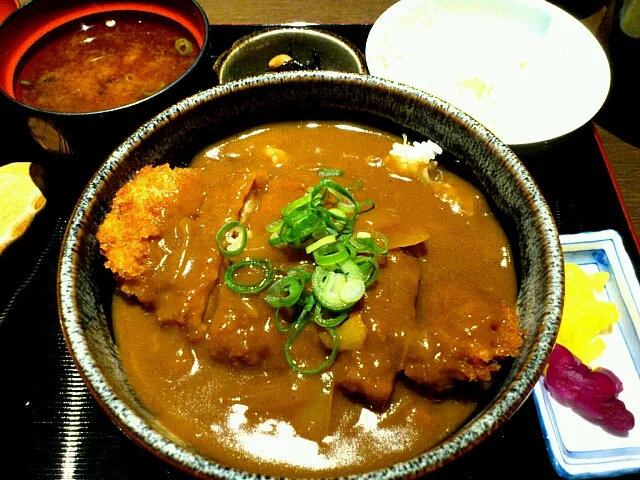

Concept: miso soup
[[15, 11, 200, 113]]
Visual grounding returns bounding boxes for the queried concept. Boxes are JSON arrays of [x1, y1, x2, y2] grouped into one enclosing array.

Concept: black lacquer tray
[[1, 25, 639, 479]]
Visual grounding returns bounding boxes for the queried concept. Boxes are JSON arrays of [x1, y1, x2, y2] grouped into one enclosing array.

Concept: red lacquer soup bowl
[[0, 0, 209, 167]]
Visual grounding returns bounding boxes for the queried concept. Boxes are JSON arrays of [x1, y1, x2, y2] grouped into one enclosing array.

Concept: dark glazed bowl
[[0, 0, 209, 166], [213, 27, 368, 84], [58, 71, 564, 479]]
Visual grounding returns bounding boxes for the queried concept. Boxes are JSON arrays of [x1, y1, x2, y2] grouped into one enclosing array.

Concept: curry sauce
[[105, 121, 520, 476]]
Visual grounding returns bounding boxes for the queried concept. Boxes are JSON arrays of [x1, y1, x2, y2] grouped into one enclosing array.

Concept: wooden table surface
[[198, 0, 640, 241]]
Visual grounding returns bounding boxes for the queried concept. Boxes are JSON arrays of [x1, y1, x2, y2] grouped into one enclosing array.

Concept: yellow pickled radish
[[0, 162, 47, 254], [557, 262, 619, 364]]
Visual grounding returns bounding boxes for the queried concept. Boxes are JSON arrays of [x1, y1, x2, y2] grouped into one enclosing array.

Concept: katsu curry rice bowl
[[58, 72, 563, 479]]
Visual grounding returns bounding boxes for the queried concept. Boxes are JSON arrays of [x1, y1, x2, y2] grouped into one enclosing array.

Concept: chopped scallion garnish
[[313, 304, 348, 328], [265, 272, 306, 308], [305, 235, 336, 254], [285, 314, 339, 375], [216, 221, 247, 256], [175, 38, 194, 56], [265, 219, 283, 233], [313, 242, 350, 266], [221, 175, 387, 375], [281, 193, 311, 216], [224, 259, 274, 294]]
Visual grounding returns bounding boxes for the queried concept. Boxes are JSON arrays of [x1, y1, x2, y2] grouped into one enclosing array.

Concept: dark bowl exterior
[[0, 0, 210, 167], [58, 71, 564, 479]]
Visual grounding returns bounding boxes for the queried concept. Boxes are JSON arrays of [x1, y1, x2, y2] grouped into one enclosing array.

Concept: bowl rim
[[57, 70, 563, 479]]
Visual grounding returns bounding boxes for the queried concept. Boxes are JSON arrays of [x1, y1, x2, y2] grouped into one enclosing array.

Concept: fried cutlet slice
[[404, 283, 522, 391], [332, 251, 421, 409], [96, 164, 202, 282], [97, 165, 267, 339], [150, 168, 265, 338]]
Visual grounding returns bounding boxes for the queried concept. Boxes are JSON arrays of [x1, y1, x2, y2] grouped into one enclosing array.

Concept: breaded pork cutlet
[[404, 283, 523, 392], [96, 164, 201, 286], [97, 164, 265, 339]]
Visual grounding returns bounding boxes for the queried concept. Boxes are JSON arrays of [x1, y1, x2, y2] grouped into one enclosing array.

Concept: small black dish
[[213, 27, 368, 84]]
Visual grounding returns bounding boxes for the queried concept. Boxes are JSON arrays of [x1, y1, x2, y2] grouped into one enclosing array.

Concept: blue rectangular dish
[[534, 230, 640, 479]]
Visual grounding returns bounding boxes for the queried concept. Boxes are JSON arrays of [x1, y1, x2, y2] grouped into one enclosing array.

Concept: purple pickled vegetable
[[545, 344, 635, 432], [595, 367, 624, 395]]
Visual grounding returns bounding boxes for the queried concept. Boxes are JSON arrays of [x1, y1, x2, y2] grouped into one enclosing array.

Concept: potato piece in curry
[[98, 121, 522, 477]]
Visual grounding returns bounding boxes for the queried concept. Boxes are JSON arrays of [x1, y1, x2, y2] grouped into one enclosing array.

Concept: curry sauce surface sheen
[[112, 121, 518, 476]]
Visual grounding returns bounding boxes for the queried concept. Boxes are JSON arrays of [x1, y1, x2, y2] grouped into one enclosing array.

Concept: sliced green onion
[[325, 226, 340, 237], [269, 232, 284, 246], [142, 81, 165, 97], [355, 256, 380, 287], [305, 235, 336, 254], [175, 38, 194, 56], [225, 259, 274, 294], [312, 268, 344, 311], [317, 168, 343, 177], [279, 209, 319, 243], [273, 288, 315, 333], [274, 307, 293, 333], [336, 191, 359, 214], [313, 242, 349, 266], [216, 221, 247, 256], [20, 80, 32, 87], [349, 231, 388, 255], [310, 180, 358, 216], [371, 231, 389, 255], [277, 266, 313, 281], [239, 176, 389, 374], [328, 207, 347, 218], [358, 200, 375, 214], [310, 226, 329, 239], [339, 278, 365, 304], [296, 293, 316, 324], [312, 267, 362, 311], [265, 273, 306, 308], [281, 193, 311, 216], [317, 207, 353, 234], [288, 263, 315, 274], [266, 219, 283, 233], [313, 304, 348, 328], [337, 258, 363, 281], [285, 315, 339, 375]]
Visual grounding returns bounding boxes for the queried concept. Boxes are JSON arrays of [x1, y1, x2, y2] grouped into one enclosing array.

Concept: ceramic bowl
[[0, 0, 209, 164], [214, 27, 367, 84], [58, 71, 563, 478]]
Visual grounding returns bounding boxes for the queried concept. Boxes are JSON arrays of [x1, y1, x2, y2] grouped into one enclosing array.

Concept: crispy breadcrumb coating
[[404, 284, 522, 391], [96, 164, 198, 281]]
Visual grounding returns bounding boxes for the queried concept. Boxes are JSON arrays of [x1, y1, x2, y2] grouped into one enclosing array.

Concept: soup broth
[[15, 11, 200, 113], [103, 121, 520, 476]]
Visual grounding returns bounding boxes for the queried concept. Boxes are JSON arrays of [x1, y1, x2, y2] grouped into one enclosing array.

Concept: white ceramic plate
[[365, 0, 611, 146]]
